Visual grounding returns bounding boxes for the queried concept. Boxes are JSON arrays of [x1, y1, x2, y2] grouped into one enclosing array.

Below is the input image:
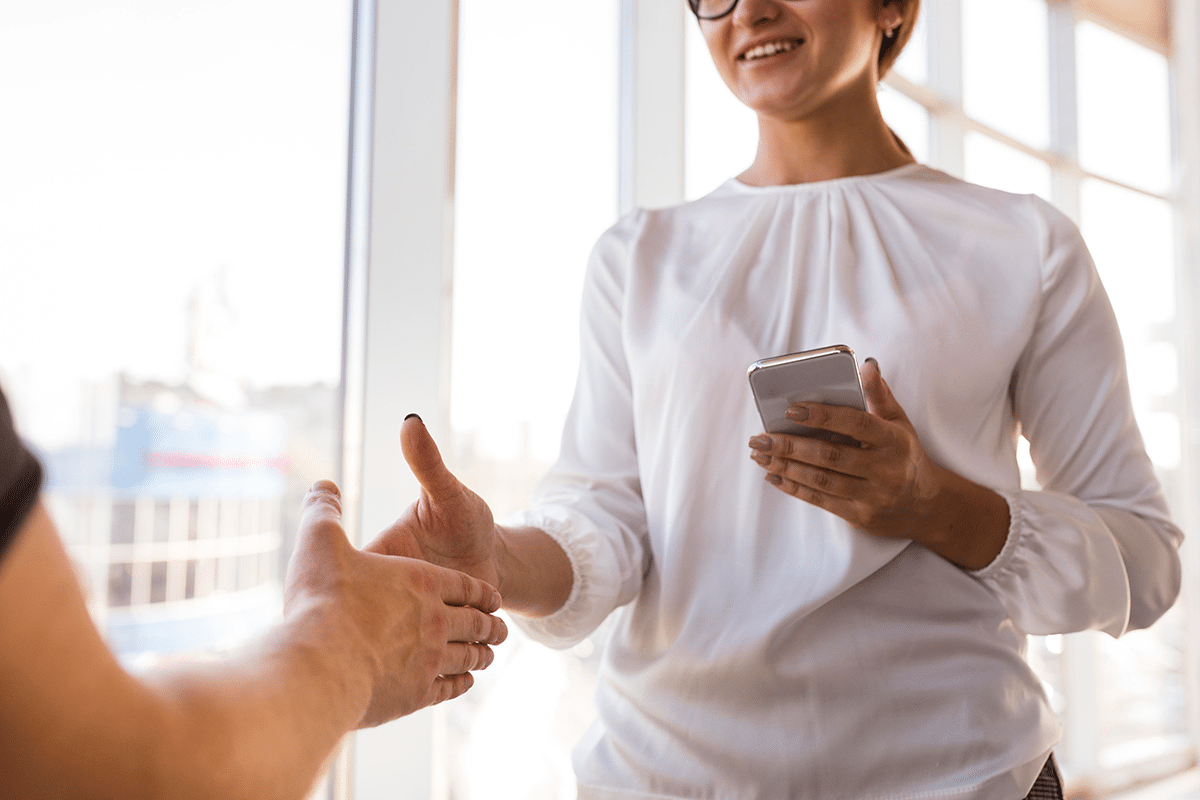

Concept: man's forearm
[[1, 507, 363, 800], [3, 490, 503, 799], [141, 611, 369, 800]]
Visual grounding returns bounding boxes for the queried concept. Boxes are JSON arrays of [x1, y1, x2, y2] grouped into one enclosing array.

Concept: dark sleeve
[[0, 387, 43, 561]]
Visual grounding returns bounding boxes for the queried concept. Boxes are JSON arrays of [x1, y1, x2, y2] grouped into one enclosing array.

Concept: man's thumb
[[289, 480, 350, 581]]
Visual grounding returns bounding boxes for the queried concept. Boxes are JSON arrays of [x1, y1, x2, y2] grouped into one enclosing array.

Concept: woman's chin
[[737, 91, 813, 122]]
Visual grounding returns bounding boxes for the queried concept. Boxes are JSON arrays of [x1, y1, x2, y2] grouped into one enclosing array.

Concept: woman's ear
[[878, 1, 904, 38]]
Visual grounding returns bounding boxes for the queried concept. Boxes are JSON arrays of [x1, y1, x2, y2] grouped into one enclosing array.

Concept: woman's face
[[699, 0, 897, 121]]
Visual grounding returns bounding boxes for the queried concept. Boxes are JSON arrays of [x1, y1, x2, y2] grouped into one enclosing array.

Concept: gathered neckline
[[722, 161, 928, 194]]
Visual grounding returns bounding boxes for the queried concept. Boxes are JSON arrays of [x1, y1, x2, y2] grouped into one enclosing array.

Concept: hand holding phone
[[747, 345, 866, 444], [746, 351, 1013, 570]]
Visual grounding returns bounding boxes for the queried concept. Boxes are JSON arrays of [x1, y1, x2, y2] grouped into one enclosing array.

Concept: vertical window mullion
[[620, 0, 687, 213], [343, 0, 459, 795], [925, 0, 965, 176], [1047, 0, 1082, 222], [1047, 3, 1089, 782], [1062, 632, 1100, 778], [1170, 0, 1200, 767]]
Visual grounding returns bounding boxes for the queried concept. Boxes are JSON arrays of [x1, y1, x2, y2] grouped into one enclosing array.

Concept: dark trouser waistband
[[1023, 754, 1064, 800]]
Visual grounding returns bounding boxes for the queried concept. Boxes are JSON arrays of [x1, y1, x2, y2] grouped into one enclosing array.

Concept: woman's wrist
[[912, 467, 1010, 571], [493, 523, 516, 601], [493, 523, 573, 618]]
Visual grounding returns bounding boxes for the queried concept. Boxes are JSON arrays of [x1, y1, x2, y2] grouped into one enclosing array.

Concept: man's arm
[[0, 483, 507, 800]]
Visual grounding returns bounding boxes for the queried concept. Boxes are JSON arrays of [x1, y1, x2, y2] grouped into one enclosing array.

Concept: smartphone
[[747, 345, 866, 443]]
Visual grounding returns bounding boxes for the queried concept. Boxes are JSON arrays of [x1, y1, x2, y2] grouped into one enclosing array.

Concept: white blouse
[[510, 164, 1183, 800]]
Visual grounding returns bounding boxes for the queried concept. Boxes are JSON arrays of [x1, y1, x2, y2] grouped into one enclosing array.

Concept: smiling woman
[[692, 0, 918, 74], [382, 0, 1184, 798], [695, 0, 919, 185]]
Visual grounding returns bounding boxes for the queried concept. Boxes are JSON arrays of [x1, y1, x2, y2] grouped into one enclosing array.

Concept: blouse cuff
[[504, 509, 607, 649], [967, 488, 1026, 582], [965, 488, 1129, 637]]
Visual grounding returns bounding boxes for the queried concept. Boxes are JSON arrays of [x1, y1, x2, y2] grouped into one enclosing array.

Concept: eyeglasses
[[687, 0, 740, 21]]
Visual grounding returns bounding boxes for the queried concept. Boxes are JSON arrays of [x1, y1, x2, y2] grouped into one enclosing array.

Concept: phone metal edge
[[746, 344, 866, 423], [746, 344, 856, 377]]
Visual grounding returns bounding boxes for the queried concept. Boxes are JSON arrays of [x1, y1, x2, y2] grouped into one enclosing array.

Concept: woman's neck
[[739, 89, 915, 187]]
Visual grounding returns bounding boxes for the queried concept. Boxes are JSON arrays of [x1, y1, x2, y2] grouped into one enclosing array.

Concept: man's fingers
[[400, 414, 461, 501], [440, 642, 496, 676], [434, 563, 503, 613], [443, 603, 508, 645], [430, 673, 474, 705]]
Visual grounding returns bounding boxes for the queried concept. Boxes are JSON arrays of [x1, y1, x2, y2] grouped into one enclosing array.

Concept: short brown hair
[[877, 0, 920, 78]]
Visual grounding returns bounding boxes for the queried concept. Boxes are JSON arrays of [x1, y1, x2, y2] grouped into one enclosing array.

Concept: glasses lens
[[690, 0, 737, 19]]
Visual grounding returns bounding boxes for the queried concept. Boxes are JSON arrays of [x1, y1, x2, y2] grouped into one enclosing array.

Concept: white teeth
[[742, 39, 800, 61]]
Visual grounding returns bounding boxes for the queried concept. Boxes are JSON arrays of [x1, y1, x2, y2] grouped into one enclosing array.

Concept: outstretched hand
[[747, 359, 1009, 568], [364, 415, 503, 592], [285, 480, 507, 727], [367, 415, 575, 618]]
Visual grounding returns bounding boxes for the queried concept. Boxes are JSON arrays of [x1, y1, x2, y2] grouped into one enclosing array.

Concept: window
[[0, 0, 350, 792], [685, 0, 1197, 796], [961, 0, 1051, 150], [444, 1, 620, 796], [10, 1, 1194, 797], [353, 0, 1196, 795], [1076, 21, 1172, 195], [684, 17, 757, 200], [872, 0, 1195, 794], [963, 132, 1052, 200]]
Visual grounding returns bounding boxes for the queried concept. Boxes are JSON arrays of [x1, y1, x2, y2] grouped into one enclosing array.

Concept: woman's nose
[[730, 0, 782, 28]]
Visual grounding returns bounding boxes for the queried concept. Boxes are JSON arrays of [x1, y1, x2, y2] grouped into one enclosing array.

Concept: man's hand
[[284, 480, 507, 727]]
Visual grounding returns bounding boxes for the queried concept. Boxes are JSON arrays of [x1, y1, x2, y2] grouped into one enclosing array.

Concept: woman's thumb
[[861, 358, 905, 422], [400, 414, 459, 500]]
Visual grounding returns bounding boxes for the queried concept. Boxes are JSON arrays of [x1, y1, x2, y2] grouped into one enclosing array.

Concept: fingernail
[[404, 413, 422, 422], [865, 357, 879, 369], [491, 590, 502, 610], [309, 480, 339, 495], [785, 407, 809, 422], [750, 451, 771, 466], [749, 434, 773, 452], [765, 473, 783, 486]]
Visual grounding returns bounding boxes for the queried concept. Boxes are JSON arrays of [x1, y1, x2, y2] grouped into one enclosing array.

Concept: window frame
[[344, 0, 1200, 795], [881, 0, 1198, 791], [881, 0, 1200, 791], [339, 0, 459, 796]]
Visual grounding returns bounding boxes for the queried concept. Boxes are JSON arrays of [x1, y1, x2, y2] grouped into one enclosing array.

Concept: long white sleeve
[[971, 197, 1183, 637], [511, 214, 652, 648]]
